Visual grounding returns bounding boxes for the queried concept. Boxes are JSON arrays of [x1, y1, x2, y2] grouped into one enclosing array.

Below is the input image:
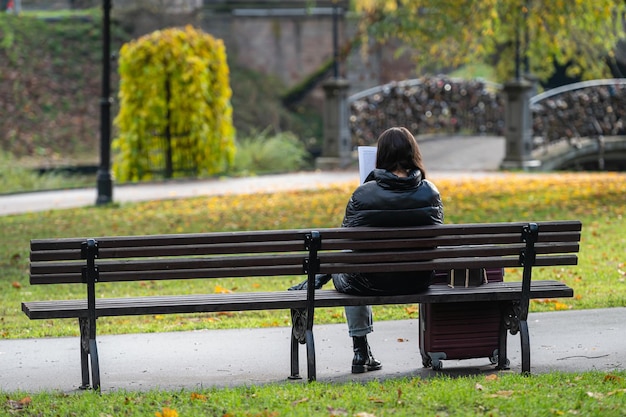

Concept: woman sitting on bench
[[325, 126, 445, 373]]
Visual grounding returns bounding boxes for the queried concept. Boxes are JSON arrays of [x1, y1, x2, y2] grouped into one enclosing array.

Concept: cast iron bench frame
[[22, 220, 581, 390]]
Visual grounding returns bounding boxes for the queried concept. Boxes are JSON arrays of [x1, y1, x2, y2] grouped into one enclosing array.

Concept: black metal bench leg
[[497, 315, 510, 370], [89, 338, 101, 390], [81, 238, 101, 391], [305, 330, 316, 382], [302, 231, 320, 382], [518, 223, 537, 376], [289, 308, 306, 380], [519, 320, 531, 375], [78, 317, 102, 390], [79, 318, 91, 389], [496, 304, 509, 370], [288, 332, 302, 380]]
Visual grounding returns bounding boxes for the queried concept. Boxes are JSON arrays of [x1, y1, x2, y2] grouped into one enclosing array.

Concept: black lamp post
[[96, 0, 113, 205], [332, 0, 339, 78], [514, 1, 530, 80]]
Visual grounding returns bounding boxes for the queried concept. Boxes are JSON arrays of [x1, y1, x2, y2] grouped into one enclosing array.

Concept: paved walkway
[[0, 136, 506, 215], [2, 136, 624, 393], [2, 309, 625, 393]]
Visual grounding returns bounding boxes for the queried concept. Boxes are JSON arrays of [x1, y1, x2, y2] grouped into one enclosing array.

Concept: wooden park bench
[[22, 220, 581, 390]]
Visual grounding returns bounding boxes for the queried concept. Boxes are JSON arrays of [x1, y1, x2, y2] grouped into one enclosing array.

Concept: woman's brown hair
[[375, 127, 427, 178]]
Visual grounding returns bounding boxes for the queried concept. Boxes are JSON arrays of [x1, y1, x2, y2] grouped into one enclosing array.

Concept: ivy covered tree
[[355, 0, 626, 82], [113, 25, 235, 181]]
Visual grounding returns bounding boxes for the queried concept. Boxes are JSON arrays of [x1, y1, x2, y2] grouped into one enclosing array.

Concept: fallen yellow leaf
[[405, 306, 418, 315], [155, 407, 178, 417], [490, 390, 514, 398], [368, 397, 385, 403], [604, 374, 623, 382], [190, 392, 207, 401], [214, 284, 233, 294]]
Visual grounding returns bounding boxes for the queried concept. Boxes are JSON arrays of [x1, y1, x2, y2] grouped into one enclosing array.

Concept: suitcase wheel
[[428, 353, 446, 371], [489, 350, 510, 367]]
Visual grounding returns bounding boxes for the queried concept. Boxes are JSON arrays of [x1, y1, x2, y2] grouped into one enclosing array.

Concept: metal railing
[[348, 77, 504, 146], [348, 77, 626, 156], [530, 79, 626, 149]]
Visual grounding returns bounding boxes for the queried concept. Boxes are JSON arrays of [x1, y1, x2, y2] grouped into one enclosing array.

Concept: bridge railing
[[348, 77, 626, 156], [348, 77, 505, 146], [530, 79, 626, 150]]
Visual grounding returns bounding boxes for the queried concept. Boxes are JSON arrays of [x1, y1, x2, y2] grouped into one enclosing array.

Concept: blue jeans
[[332, 273, 373, 337], [344, 305, 373, 337], [332, 271, 432, 337]]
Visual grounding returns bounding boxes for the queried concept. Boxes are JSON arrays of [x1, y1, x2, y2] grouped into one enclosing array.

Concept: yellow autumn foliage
[[354, 0, 626, 82], [113, 25, 235, 181]]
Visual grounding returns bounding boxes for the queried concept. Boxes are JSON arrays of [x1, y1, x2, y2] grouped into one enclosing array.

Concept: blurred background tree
[[355, 0, 626, 82]]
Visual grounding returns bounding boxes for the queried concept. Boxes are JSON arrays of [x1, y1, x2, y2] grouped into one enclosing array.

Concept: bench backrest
[[29, 220, 581, 286]]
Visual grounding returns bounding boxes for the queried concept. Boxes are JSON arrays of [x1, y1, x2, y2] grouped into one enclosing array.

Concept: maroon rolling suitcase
[[419, 268, 507, 370]]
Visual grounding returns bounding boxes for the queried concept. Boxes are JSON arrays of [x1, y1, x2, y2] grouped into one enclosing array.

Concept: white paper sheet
[[357, 146, 377, 184]]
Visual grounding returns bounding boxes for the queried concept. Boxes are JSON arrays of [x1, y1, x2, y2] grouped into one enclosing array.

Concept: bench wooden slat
[[30, 230, 312, 252], [30, 264, 307, 285], [21, 280, 573, 320], [320, 254, 578, 275], [30, 241, 308, 262], [320, 242, 580, 263], [320, 231, 582, 250], [31, 253, 308, 275], [315, 281, 574, 306], [315, 220, 582, 240]]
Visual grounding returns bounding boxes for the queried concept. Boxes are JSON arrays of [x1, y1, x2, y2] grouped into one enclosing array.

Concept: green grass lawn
[[3, 372, 626, 416], [1, 172, 625, 415]]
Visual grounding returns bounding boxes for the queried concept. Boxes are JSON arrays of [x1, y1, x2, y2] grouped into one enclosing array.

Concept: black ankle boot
[[352, 336, 382, 374]]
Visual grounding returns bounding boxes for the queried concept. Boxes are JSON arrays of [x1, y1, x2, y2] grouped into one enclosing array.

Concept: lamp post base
[[95, 171, 113, 205]]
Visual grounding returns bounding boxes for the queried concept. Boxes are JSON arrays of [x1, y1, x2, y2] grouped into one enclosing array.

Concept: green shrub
[[228, 131, 309, 176], [0, 150, 87, 194]]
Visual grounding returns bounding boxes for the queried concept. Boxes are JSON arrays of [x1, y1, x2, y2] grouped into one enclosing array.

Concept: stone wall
[[19, 0, 419, 96], [21, 0, 202, 10], [201, 7, 419, 96]]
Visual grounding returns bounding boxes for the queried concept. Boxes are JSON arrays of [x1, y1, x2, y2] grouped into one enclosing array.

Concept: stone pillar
[[500, 79, 540, 170], [316, 78, 352, 169]]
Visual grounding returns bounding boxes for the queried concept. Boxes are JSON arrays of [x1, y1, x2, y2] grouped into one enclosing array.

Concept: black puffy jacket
[[342, 169, 444, 227], [333, 168, 444, 295]]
